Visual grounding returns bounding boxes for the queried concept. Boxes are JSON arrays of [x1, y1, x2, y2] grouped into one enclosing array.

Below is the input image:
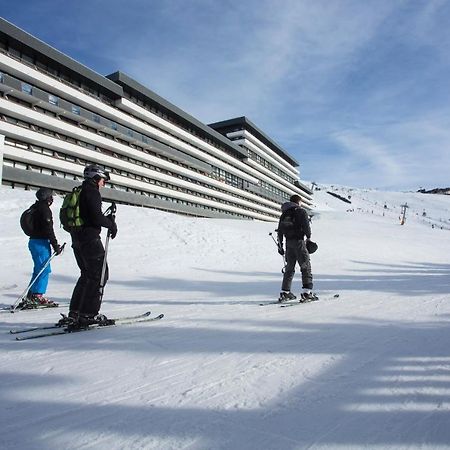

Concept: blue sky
[[2, 0, 450, 190]]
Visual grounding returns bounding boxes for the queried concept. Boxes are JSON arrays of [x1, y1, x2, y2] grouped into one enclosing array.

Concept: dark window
[[22, 52, 34, 65]]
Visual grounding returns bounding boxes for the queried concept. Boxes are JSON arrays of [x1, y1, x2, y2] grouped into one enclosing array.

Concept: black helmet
[[83, 164, 110, 181], [306, 240, 318, 254], [36, 187, 54, 201]]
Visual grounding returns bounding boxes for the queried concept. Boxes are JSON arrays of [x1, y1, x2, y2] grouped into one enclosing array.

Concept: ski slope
[[1, 185, 450, 449]]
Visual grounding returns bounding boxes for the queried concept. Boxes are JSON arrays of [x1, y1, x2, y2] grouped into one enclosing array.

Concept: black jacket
[[71, 179, 113, 243], [29, 200, 59, 249], [277, 202, 311, 245]]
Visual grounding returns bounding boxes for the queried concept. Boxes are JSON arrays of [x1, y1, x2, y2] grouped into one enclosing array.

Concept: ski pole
[[99, 202, 116, 302], [11, 243, 66, 312], [269, 232, 286, 273], [99, 233, 110, 301]]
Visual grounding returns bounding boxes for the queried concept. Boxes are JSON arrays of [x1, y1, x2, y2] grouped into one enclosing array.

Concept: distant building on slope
[[0, 18, 312, 220]]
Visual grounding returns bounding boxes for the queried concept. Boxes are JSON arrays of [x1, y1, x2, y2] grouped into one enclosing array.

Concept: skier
[[277, 194, 314, 302], [65, 164, 117, 328], [22, 188, 62, 308]]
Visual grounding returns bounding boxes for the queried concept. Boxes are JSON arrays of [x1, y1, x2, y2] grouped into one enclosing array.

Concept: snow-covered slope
[[1, 185, 450, 449], [315, 184, 450, 230]]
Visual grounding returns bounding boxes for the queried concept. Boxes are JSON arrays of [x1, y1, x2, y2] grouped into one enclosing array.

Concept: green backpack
[[60, 186, 84, 231]]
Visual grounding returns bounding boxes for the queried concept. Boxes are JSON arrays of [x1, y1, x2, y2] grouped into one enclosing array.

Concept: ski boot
[[15, 292, 35, 309], [16, 298, 36, 310], [56, 311, 78, 328], [66, 313, 115, 331], [278, 291, 297, 303], [94, 314, 115, 327], [75, 314, 98, 329], [30, 294, 58, 308], [61, 312, 93, 331], [300, 291, 318, 303]]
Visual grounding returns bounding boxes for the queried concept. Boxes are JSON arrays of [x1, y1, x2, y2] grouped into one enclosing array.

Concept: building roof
[[0, 17, 123, 98], [208, 116, 299, 167]]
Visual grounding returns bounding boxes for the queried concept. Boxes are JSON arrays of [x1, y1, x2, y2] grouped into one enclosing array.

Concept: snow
[[1, 184, 450, 449]]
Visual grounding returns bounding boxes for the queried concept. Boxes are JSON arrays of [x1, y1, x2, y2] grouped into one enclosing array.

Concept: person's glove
[[109, 221, 118, 239], [53, 244, 63, 255], [277, 245, 285, 256]]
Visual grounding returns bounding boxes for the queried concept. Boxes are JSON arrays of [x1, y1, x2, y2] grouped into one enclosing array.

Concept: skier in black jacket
[[23, 188, 62, 308], [277, 194, 314, 302], [67, 164, 117, 328]]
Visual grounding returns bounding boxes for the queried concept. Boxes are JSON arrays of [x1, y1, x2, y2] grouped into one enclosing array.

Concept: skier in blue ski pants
[[22, 187, 61, 306]]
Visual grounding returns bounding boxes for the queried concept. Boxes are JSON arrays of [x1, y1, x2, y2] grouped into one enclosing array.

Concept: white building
[[0, 18, 312, 221]]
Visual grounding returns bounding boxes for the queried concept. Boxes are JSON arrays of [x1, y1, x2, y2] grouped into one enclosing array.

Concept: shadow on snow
[[0, 315, 450, 448]]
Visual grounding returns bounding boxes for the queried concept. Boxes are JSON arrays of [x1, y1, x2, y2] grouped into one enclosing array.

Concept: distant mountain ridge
[[417, 188, 450, 195]]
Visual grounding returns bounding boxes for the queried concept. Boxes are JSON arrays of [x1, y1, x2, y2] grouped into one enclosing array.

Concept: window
[[110, 121, 117, 131], [93, 114, 100, 123], [71, 105, 80, 115], [0, 72, 4, 83], [21, 83, 33, 95], [48, 94, 59, 106], [22, 53, 34, 65]]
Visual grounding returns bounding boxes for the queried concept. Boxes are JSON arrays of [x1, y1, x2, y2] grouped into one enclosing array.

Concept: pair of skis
[[10, 311, 164, 341], [259, 293, 339, 307]]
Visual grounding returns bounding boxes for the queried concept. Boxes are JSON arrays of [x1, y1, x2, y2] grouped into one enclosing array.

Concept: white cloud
[[333, 131, 403, 180], [323, 112, 450, 189]]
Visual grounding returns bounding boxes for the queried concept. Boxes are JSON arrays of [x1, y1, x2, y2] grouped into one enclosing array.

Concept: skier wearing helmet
[[20, 187, 62, 309], [65, 164, 117, 328], [277, 194, 315, 303]]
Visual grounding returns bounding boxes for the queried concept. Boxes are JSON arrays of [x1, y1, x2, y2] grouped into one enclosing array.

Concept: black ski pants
[[70, 237, 108, 317], [281, 239, 313, 292]]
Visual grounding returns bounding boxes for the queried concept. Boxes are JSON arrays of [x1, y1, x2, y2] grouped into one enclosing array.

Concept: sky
[[1, 0, 450, 191]]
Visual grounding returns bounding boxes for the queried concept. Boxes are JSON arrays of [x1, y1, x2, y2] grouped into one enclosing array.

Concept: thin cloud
[[333, 132, 404, 182]]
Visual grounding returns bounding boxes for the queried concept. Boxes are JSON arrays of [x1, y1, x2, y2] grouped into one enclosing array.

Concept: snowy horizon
[[1, 183, 450, 448]]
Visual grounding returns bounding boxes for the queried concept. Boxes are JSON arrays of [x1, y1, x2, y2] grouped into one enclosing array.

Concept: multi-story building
[[0, 17, 312, 221]]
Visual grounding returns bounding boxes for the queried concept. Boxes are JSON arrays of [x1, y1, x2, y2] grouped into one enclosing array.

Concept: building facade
[[0, 18, 312, 221]]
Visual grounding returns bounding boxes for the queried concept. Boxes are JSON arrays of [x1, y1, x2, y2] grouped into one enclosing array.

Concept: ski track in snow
[[1, 185, 450, 449]]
